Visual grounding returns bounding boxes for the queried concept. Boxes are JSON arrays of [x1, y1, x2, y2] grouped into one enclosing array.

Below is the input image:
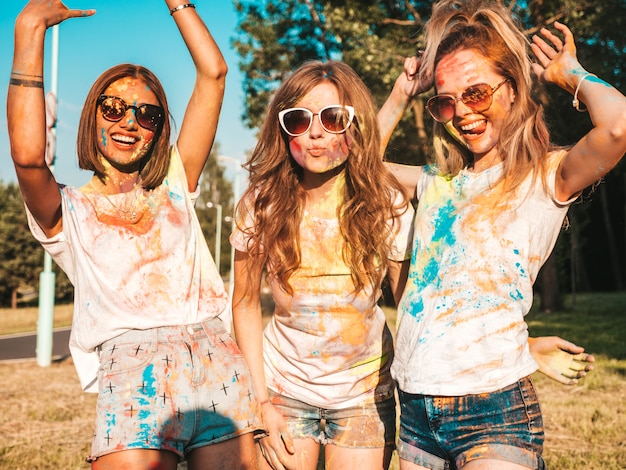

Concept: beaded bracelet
[[170, 3, 196, 15], [572, 72, 595, 112]]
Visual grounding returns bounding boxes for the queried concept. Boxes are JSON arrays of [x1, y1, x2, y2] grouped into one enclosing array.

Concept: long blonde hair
[[419, 0, 552, 194], [236, 60, 408, 297]]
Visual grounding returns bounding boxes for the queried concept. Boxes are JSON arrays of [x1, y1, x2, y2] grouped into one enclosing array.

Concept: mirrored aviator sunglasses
[[97, 95, 164, 131], [278, 104, 355, 137], [426, 79, 509, 123]]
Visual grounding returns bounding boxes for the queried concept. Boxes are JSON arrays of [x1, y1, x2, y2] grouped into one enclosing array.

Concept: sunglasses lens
[[282, 109, 312, 136], [99, 96, 163, 130], [320, 106, 352, 133], [462, 84, 492, 111], [99, 97, 126, 122], [428, 96, 456, 123], [136, 104, 164, 130], [427, 83, 496, 123]]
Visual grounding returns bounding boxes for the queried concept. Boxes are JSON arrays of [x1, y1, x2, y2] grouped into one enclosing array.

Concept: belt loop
[[151, 327, 158, 352]]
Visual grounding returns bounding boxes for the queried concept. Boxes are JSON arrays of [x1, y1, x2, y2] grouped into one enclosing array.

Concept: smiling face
[[434, 48, 515, 168], [286, 83, 352, 179], [96, 77, 160, 175]]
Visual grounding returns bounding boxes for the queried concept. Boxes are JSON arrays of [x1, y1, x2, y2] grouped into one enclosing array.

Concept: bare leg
[[325, 444, 394, 470], [91, 449, 178, 470], [256, 437, 320, 470], [187, 433, 257, 470]]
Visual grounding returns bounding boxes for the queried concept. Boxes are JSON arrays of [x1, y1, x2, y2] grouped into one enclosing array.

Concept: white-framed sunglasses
[[278, 104, 355, 137]]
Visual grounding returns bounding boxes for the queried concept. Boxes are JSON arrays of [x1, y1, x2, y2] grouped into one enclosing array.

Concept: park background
[[0, 0, 625, 468]]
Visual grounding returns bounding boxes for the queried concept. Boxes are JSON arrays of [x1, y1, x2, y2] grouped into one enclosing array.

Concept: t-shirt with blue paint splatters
[[392, 150, 575, 396]]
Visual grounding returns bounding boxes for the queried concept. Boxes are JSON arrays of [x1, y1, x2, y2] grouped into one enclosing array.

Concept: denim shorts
[[397, 376, 544, 470], [87, 318, 261, 462], [267, 391, 396, 448]]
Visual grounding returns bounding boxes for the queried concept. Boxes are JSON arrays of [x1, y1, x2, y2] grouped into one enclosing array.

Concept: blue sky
[[0, 1, 257, 187]]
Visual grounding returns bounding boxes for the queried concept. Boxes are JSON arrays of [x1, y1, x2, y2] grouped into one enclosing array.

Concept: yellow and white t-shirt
[[232, 191, 414, 409]]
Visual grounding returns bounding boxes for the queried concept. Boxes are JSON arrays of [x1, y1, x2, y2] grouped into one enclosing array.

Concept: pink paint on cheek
[[290, 139, 302, 153], [289, 139, 307, 168]]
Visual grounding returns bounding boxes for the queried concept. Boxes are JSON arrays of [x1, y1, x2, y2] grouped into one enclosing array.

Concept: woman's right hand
[[17, 0, 95, 31], [258, 402, 297, 470], [378, 53, 432, 152], [398, 54, 433, 100]]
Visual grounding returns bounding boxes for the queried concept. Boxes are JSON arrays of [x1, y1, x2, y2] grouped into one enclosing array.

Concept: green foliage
[[0, 181, 73, 307], [233, 0, 434, 165], [194, 143, 236, 277], [233, 0, 626, 294], [528, 292, 626, 360], [0, 182, 43, 307]]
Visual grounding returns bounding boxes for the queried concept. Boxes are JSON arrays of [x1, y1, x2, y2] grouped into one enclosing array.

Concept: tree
[[0, 181, 73, 308], [0, 182, 41, 307], [233, 0, 626, 303], [194, 143, 236, 277], [233, 0, 433, 165]]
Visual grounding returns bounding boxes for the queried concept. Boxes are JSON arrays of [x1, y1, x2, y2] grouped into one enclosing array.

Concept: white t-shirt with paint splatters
[[231, 190, 414, 409], [26, 146, 227, 392], [392, 150, 575, 396]]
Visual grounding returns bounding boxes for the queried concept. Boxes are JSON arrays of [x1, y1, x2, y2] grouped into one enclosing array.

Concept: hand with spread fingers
[[530, 21, 583, 92], [529, 336, 595, 385]]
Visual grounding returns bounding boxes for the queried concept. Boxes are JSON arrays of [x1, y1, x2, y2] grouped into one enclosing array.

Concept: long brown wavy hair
[[77, 64, 171, 190], [418, 0, 553, 194], [236, 60, 409, 297]]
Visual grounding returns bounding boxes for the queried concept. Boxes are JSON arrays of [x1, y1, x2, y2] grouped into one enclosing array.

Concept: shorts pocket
[[210, 332, 246, 359], [98, 340, 157, 378]]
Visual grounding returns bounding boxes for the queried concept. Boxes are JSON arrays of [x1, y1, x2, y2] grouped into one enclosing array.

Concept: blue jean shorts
[[268, 391, 396, 448], [397, 376, 544, 470], [87, 318, 261, 461]]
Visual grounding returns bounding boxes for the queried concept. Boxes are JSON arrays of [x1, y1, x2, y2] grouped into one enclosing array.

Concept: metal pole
[[37, 24, 59, 367], [217, 155, 243, 325], [207, 202, 222, 273], [228, 171, 241, 305]]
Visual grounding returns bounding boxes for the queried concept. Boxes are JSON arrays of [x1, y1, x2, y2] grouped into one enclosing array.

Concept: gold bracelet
[[170, 3, 196, 15], [572, 72, 595, 112]]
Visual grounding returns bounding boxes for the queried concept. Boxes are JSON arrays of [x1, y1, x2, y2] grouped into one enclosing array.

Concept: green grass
[[527, 292, 626, 360], [1, 292, 625, 469]]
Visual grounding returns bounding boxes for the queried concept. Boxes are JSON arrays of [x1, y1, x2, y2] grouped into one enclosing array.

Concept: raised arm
[[378, 55, 432, 155], [166, 1, 228, 191], [378, 56, 431, 200], [7, 1, 94, 237], [531, 21, 626, 201]]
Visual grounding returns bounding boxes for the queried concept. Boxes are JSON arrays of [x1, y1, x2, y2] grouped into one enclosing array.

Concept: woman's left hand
[[530, 21, 584, 92], [529, 336, 594, 385]]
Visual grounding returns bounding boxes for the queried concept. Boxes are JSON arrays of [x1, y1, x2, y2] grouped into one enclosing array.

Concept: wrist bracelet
[[572, 72, 595, 112], [170, 3, 196, 15], [9, 77, 44, 89]]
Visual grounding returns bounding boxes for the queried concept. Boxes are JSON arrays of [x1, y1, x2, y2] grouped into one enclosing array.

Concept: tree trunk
[[538, 250, 563, 313], [598, 183, 624, 289]]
